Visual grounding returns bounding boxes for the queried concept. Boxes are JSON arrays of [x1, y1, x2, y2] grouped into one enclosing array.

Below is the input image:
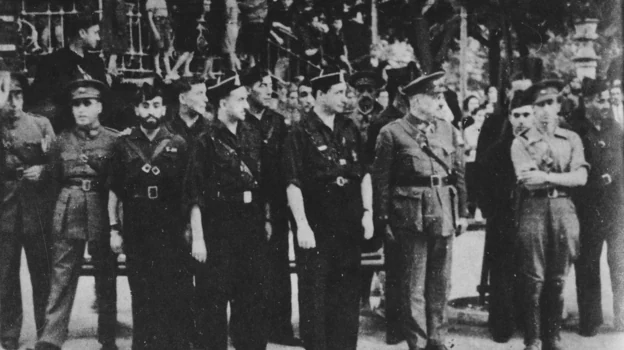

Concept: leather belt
[[527, 187, 570, 198], [131, 185, 161, 200], [214, 190, 256, 204], [396, 175, 453, 188], [328, 176, 351, 187], [64, 178, 103, 192]]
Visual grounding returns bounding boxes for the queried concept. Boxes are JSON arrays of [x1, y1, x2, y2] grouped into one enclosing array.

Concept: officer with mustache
[[108, 83, 192, 349], [571, 78, 624, 336]]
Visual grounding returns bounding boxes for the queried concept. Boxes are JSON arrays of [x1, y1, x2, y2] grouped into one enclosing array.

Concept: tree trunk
[[407, 0, 434, 73]]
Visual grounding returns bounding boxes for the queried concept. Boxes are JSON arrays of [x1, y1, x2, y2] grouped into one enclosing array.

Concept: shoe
[[491, 331, 513, 343], [1, 339, 18, 350], [542, 339, 564, 350], [269, 336, 303, 347]]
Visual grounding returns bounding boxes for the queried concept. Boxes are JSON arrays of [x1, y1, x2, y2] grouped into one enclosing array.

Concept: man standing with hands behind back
[[373, 71, 468, 350], [283, 69, 374, 350]]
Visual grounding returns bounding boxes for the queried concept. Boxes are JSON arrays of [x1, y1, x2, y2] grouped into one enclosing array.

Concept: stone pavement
[[9, 230, 624, 350]]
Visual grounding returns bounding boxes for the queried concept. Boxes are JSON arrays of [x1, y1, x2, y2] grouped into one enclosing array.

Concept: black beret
[[581, 77, 608, 97], [241, 65, 270, 87], [509, 89, 533, 110], [310, 69, 348, 91], [206, 70, 245, 100]]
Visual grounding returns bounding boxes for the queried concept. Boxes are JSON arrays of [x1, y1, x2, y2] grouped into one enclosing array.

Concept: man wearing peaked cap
[[0, 71, 56, 350], [373, 70, 468, 350], [511, 77, 589, 350], [240, 66, 299, 346], [570, 77, 624, 337], [185, 69, 270, 350], [283, 68, 374, 350], [35, 75, 119, 350]]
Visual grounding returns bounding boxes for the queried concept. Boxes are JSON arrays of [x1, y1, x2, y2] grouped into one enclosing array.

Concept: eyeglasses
[[512, 112, 532, 118], [71, 99, 98, 107]]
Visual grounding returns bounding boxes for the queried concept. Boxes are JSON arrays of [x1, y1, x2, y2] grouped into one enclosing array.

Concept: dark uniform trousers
[[1, 113, 55, 344], [195, 202, 268, 350]]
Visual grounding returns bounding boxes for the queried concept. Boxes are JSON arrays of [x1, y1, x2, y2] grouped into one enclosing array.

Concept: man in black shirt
[[31, 13, 107, 132], [166, 76, 210, 142], [283, 70, 374, 350]]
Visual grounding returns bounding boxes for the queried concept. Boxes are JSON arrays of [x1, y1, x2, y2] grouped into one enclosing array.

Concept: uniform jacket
[[373, 113, 467, 238], [569, 111, 624, 224], [166, 114, 210, 144], [49, 125, 118, 241], [108, 127, 188, 253], [1, 111, 56, 236]]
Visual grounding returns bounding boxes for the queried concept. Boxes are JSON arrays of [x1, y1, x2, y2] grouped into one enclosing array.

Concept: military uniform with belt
[[35, 78, 119, 350], [511, 80, 589, 350], [108, 125, 192, 350], [283, 70, 373, 350], [0, 74, 55, 350], [373, 71, 468, 350], [185, 71, 269, 350]]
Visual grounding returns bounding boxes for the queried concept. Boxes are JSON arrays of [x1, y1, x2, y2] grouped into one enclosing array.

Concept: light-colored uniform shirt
[[146, 0, 169, 17]]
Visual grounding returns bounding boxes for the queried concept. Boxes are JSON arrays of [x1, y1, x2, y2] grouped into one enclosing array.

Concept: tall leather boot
[[542, 281, 565, 350], [523, 281, 543, 350]]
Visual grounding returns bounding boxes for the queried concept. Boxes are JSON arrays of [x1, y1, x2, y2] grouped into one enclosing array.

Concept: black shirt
[[283, 111, 366, 237], [167, 114, 210, 143], [245, 108, 288, 205]]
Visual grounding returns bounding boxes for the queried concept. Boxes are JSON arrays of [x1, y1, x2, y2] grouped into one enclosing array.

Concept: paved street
[[10, 230, 624, 350]]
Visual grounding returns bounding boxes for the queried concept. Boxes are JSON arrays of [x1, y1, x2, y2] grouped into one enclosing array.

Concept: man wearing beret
[[241, 66, 299, 346], [511, 79, 588, 350], [570, 78, 624, 336], [107, 83, 193, 349], [283, 69, 374, 350], [373, 71, 468, 350], [35, 76, 119, 350], [0, 73, 55, 350], [185, 71, 269, 350], [477, 89, 535, 342]]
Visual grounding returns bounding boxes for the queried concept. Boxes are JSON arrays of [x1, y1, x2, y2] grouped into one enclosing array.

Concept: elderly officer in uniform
[[0, 72, 55, 350], [283, 69, 374, 350], [240, 66, 299, 346], [373, 71, 468, 350], [511, 80, 589, 350], [570, 78, 624, 336], [185, 70, 269, 350], [35, 76, 119, 350], [108, 83, 192, 349]]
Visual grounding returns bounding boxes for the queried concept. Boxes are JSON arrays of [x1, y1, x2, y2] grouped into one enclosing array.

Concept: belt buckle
[[336, 176, 347, 187], [430, 175, 442, 187], [15, 167, 24, 180], [147, 186, 159, 199], [602, 173, 612, 185], [547, 188, 559, 198], [81, 179, 92, 192]]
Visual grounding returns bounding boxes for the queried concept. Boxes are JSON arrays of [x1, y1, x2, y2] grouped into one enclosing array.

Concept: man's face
[[181, 83, 208, 114], [135, 96, 166, 129], [533, 97, 561, 127], [344, 88, 356, 113], [81, 25, 100, 50], [487, 86, 498, 103], [610, 87, 622, 106], [72, 98, 102, 128], [332, 19, 343, 31], [0, 78, 24, 119], [410, 88, 447, 121], [508, 105, 535, 135], [586, 90, 611, 118], [223, 87, 249, 121], [319, 83, 347, 114], [298, 85, 314, 111], [203, 0, 212, 12], [287, 91, 298, 108], [249, 75, 273, 109]]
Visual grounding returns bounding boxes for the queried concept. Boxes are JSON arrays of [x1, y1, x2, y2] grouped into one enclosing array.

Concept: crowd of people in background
[[1, 1, 624, 350]]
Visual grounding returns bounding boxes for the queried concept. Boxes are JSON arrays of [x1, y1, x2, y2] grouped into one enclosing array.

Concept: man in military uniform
[[283, 70, 374, 350], [511, 80, 589, 350], [108, 83, 192, 349], [372, 71, 468, 350], [241, 66, 299, 346], [167, 76, 211, 142], [35, 77, 119, 350], [185, 71, 269, 350], [0, 73, 55, 350], [571, 78, 624, 336]]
